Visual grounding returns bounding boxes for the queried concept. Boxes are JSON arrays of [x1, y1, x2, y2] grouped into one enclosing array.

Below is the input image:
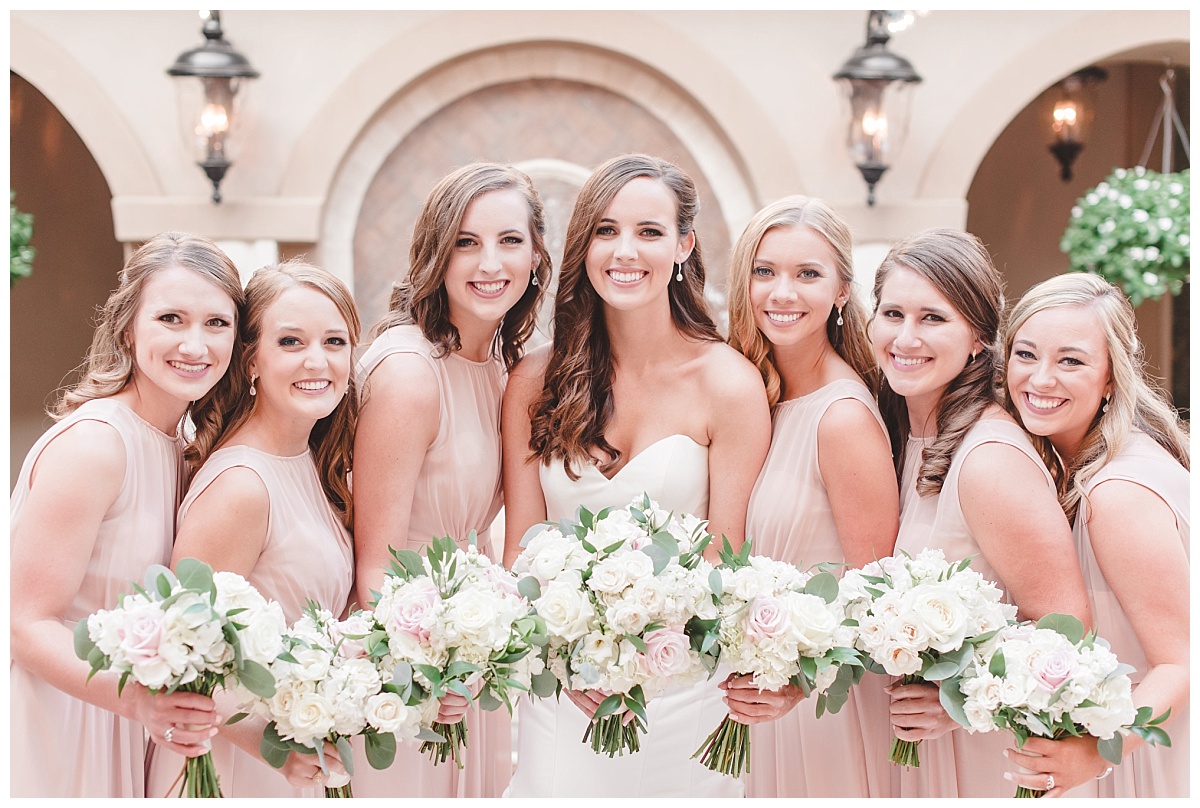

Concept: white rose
[[289, 646, 334, 683], [606, 597, 651, 636], [445, 586, 505, 650], [537, 580, 596, 641], [784, 592, 839, 654], [908, 584, 970, 653], [365, 692, 421, 743], [879, 641, 922, 677], [288, 692, 336, 745]]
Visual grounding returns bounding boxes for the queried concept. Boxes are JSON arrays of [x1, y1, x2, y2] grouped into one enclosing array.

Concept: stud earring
[[249, 375, 257, 397], [836, 307, 844, 327], [675, 262, 684, 282]]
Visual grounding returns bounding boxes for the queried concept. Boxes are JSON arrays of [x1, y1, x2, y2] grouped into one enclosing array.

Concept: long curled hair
[[727, 195, 877, 407], [872, 228, 1005, 495], [189, 260, 361, 530], [1001, 272, 1189, 521], [373, 162, 551, 371], [529, 154, 721, 479], [52, 232, 245, 437]]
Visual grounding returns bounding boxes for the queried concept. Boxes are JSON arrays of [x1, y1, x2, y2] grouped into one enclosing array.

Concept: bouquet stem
[[888, 674, 922, 769], [582, 713, 642, 757], [420, 720, 468, 768], [168, 675, 223, 797], [325, 783, 354, 798], [692, 715, 749, 777], [1015, 785, 1044, 798]]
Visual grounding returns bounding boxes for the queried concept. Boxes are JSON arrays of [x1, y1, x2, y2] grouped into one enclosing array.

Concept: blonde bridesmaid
[[868, 229, 1092, 797], [350, 162, 550, 797], [1001, 273, 1188, 797], [723, 196, 899, 797], [144, 261, 358, 797], [10, 233, 240, 796]]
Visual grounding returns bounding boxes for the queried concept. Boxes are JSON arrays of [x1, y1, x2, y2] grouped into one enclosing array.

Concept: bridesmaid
[[501, 153, 771, 797], [9, 233, 240, 796], [722, 195, 899, 797], [350, 162, 550, 797], [144, 260, 357, 797], [1000, 272, 1188, 798], [869, 229, 1093, 798]]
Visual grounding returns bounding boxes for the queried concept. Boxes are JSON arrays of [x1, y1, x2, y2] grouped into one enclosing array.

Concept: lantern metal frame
[[166, 11, 259, 204]]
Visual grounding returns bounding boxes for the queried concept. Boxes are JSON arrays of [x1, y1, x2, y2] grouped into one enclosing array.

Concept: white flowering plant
[[691, 539, 864, 777], [512, 492, 719, 758], [369, 532, 544, 769], [74, 559, 284, 797], [940, 614, 1171, 798], [838, 549, 1017, 768], [251, 605, 425, 797], [1061, 166, 1190, 306]]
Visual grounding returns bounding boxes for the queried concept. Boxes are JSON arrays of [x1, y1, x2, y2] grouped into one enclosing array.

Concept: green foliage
[[1061, 167, 1190, 305], [10, 190, 34, 288]]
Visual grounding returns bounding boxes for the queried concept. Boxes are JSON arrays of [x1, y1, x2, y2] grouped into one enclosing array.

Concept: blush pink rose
[[1031, 645, 1077, 691], [387, 581, 440, 642], [483, 565, 521, 599], [119, 604, 166, 666], [638, 628, 693, 678], [743, 595, 788, 641]]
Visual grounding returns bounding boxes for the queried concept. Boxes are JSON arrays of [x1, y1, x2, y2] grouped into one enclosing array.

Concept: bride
[[501, 153, 770, 796]]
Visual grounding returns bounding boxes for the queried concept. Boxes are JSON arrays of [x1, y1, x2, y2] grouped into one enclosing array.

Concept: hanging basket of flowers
[[1060, 166, 1189, 306]]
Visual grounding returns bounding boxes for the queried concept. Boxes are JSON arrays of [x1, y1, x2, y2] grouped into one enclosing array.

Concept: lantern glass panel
[[839, 78, 916, 169], [173, 75, 249, 165]]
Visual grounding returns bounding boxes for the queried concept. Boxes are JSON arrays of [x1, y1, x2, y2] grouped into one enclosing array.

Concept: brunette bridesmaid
[[1001, 273, 1188, 798], [10, 233, 240, 796], [350, 162, 550, 797], [869, 229, 1092, 797], [722, 196, 899, 798], [144, 260, 358, 797]]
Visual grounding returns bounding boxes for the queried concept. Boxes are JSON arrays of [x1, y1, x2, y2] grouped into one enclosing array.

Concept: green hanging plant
[[1060, 166, 1189, 306], [11, 190, 36, 288]]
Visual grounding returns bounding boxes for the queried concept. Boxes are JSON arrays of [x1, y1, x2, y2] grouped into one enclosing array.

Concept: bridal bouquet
[[251, 605, 427, 797], [940, 614, 1171, 798], [371, 532, 543, 768], [74, 559, 283, 797], [512, 493, 717, 758], [692, 541, 864, 777], [839, 549, 1017, 768]]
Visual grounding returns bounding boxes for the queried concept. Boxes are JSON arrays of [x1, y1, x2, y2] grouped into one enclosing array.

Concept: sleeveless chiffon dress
[[744, 379, 897, 797], [893, 417, 1053, 798], [505, 434, 744, 797], [1073, 432, 1190, 798], [144, 445, 354, 798], [350, 324, 510, 797], [10, 398, 183, 797]]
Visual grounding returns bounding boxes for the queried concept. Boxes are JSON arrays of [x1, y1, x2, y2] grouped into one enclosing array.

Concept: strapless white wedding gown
[[505, 435, 743, 797]]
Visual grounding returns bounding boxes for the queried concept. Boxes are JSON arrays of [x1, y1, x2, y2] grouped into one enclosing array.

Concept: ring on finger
[[313, 771, 324, 785], [1046, 774, 1055, 791], [164, 726, 175, 744]]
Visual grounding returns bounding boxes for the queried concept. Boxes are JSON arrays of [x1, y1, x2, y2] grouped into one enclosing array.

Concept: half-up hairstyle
[[53, 232, 245, 436], [727, 195, 877, 407], [373, 162, 551, 371], [189, 260, 362, 530], [872, 228, 1005, 495], [1001, 272, 1189, 521], [529, 153, 721, 479]]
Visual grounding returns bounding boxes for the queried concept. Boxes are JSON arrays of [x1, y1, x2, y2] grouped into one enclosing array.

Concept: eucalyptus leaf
[[226, 712, 249, 725], [593, 693, 623, 720], [1096, 734, 1123, 765], [626, 634, 648, 654], [365, 730, 397, 770], [260, 722, 292, 769], [478, 688, 503, 712], [938, 676, 970, 729], [641, 543, 670, 576], [237, 659, 277, 698], [143, 564, 176, 594], [708, 568, 724, 597], [73, 619, 96, 662], [517, 576, 542, 601], [922, 660, 959, 681], [1036, 613, 1085, 645], [417, 726, 447, 743], [335, 735, 355, 776], [175, 557, 215, 595], [530, 670, 560, 699], [802, 571, 840, 605]]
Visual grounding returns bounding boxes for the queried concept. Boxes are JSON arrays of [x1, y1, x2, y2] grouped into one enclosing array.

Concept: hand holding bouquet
[[251, 605, 423, 797], [692, 541, 864, 777], [839, 549, 1017, 768], [512, 493, 717, 757], [74, 559, 283, 797], [941, 614, 1171, 797], [371, 532, 543, 768]]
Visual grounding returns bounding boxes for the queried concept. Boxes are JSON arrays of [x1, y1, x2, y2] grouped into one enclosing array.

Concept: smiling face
[[250, 285, 353, 430], [1007, 303, 1111, 461], [584, 177, 695, 313], [442, 188, 536, 331], [871, 264, 983, 423], [127, 264, 237, 424], [749, 224, 848, 351]]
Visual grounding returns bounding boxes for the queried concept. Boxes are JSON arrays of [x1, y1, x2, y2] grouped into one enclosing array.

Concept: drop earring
[[531, 271, 539, 287], [675, 262, 684, 282], [1102, 396, 1109, 413], [249, 375, 257, 397], [836, 307, 844, 327]]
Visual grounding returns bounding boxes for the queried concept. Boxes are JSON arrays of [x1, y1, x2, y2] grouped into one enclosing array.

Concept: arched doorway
[[10, 72, 125, 485]]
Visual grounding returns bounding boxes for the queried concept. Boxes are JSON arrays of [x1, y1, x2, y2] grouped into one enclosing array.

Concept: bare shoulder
[[190, 464, 270, 517], [362, 351, 440, 412], [1089, 477, 1177, 531], [818, 396, 883, 442], [695, 341, 766, 404], [511, 342, 551, 383]]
